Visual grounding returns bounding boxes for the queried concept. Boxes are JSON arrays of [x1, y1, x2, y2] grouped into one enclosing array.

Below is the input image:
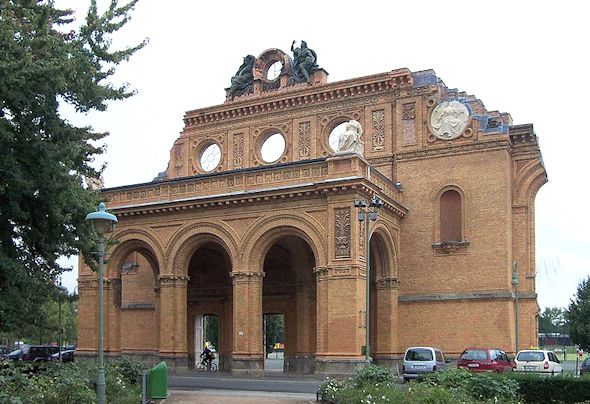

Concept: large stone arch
[[107, 227, 165, 279], [241, 213, 326, 271], [370, 222, 399, 279], [513, 160, 548, 207], [166, 221, 240, 277]]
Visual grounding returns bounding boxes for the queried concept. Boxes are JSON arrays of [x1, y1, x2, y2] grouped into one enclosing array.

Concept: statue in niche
[[290, 40, 319, 83], [337, 120, 364, 155], [226, 55, 255, 98]]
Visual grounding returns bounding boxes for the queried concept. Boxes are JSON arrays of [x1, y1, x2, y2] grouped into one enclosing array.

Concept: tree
[[567, 276, 590, 350], [539, 307, 567, 334], [264, 314, 284, 355], [0, 0, 146, 332]]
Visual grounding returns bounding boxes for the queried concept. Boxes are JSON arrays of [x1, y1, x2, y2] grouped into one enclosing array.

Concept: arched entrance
[[262, 234, 317, 373], [368, 226, 400, 365], [106, 236, 162, 361], [186, 240, 232, 371]]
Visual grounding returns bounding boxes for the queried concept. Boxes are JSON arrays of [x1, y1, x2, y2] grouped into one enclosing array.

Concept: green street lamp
[[57, 283, 68, 361], [86, 202, 117, 404], [354, 195, 384, 364]]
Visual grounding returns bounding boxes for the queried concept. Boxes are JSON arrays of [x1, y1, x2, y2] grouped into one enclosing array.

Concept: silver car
[[403, 346, 450, 381]]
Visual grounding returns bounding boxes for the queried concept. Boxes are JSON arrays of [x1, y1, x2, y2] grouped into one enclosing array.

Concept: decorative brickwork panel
[[402, 103, 416, 145], [298, 121, 311, 160], [335, 208, 351, 258], [174, 144, 183, 176], [372, 110, 385, 151], [233, 133, 244, 168]]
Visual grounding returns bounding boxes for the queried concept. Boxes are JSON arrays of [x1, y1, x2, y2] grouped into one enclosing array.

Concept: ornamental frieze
[[159, 274, 190, 287], [395, 140, 508, 161]]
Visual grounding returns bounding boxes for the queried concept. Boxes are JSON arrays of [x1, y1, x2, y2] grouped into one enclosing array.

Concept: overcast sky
[[56, 1, 590, 310]]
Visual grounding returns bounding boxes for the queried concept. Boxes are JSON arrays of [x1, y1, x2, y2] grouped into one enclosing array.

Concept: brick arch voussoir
[[107, 228, 164, 280], [166, 221, 240, 278], [241, 213, 327, 272], [371, 223, 399, 279], [513, 160, 548, 206]]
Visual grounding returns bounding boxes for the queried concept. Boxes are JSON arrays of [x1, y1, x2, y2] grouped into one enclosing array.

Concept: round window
[[266, 61, 283, 80], [328, 122, 348, 152], [200, 143, 221, 172], [260, 133, 285, 163]]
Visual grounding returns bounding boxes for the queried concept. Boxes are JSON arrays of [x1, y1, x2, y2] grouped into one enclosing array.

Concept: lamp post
[[354, 195, 383, 363], [512, 261, 519, 354], [86, 202, 117, 404], [57, 283, 68, 361]]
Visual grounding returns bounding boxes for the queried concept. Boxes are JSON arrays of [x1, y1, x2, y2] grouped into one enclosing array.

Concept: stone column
[[373, 276, 400, 368], [231, 271, 264, 376], [315, 265, 367, 375], [158, 274, 189, 369]]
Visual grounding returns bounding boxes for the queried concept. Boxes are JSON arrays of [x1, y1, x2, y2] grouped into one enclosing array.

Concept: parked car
[[6, 349, 21, 360], [580, 357, 590, 377], [457, 347, 514, 373], [515, 349, 563, 374], [402, 346, 450, 381], [51, 349, 75, 363], [10, 345, 59, 362]]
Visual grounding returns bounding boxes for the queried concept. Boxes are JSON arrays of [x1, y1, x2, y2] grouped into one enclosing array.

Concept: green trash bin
[[148, 361, 169, 399]]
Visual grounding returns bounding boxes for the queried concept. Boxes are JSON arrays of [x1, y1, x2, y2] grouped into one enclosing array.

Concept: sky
[[55, 1, 590, 310]]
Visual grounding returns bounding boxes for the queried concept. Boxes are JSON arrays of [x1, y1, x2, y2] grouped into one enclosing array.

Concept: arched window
[[440, 189, 462, 241]]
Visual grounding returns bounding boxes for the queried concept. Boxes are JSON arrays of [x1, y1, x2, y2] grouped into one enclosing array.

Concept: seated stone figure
[[226, 55, 255, 98], [337, 120, 364, 155]]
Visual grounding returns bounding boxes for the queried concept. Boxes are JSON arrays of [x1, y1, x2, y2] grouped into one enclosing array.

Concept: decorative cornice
[[231, 271, 264, 283], [183, 70, 413, 128], [395, 140, 508, 162], [432, 240, 470, 254], [399, 290, 536, 303]]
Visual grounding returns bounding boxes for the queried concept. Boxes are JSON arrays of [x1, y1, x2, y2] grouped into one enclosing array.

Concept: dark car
[[12, 345, 59, 362], [580, 357, 590, 377], [51, 349, 75, 363], [458, 348, 514, 373], [6, 349, 22, 360]]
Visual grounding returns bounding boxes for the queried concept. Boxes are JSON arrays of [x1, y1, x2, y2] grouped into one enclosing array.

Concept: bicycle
[[196, 358, 217, 372]]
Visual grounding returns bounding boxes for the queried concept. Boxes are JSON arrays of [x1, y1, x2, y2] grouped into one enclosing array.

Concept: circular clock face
[[261, 133, 285, 163], [200, 143, 221, 172], [430, 100, 470, 140]]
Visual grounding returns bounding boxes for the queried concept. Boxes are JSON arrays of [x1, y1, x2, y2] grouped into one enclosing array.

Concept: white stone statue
[[85, 175, 104, 190], [337, 120, 364, 155]]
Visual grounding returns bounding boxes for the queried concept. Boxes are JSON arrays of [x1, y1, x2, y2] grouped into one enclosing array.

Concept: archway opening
[[118, 248, 159, 356], [262, 234, 316, 374], [263, 313, 285, 372], [187, 241, 232, 371]]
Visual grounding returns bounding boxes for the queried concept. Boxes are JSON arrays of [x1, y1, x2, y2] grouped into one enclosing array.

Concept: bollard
[[148, 361, 169, 399]]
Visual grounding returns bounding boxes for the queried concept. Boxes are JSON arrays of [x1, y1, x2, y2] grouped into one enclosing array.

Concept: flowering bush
[[0, 357, 143, 403]]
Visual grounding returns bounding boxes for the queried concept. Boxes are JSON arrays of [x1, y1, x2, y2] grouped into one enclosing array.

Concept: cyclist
[[200, 344, 215, 369]]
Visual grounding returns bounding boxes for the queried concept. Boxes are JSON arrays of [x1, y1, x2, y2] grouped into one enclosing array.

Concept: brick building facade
[[77, 45, 547, 375]]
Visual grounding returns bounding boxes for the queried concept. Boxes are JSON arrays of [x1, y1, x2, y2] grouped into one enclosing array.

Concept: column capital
[[376, 276, 400, 290], [231, 271, 264, 283], [159, 274, 190, 287]]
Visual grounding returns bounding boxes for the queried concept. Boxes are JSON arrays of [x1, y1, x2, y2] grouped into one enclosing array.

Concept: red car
[[458, 348, 514, 373]]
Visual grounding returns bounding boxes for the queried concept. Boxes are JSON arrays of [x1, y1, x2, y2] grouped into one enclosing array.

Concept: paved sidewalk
[[162, 389, 316, 403]]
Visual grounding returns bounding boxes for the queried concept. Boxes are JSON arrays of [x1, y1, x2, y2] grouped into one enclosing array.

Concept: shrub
[[354, 365, 396, 387], [0, 357, 144, 403], [507, 372, 590, 403]]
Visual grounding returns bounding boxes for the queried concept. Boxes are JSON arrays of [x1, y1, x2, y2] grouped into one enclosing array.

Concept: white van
[[403, 346, 450, 381]]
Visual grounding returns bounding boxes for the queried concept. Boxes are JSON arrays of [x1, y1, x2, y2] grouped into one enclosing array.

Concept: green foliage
[[567, 276, 590, 350], [264, 314, 284, 354], [317, 377, 349, 402], [539, 307, 568, 334], [406, 382, 470, 404], [506, 372, 590, 404], [423, 368, 519, 403], [354, 364, 395, 387], [0, 356, 144, 403], [0, 0, 146, 333]]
